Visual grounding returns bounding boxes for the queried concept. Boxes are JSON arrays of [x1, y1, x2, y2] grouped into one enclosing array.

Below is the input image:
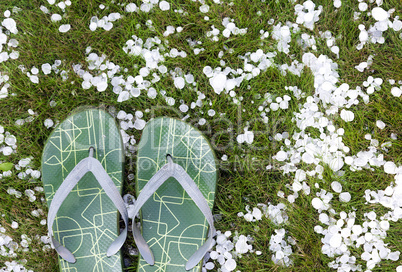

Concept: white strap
[[132, 155, 216, 270], [47, 148, 128, 263]]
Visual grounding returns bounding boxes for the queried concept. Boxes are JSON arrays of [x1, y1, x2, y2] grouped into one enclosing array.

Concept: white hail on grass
[[391, 86, 402, 97], [340, 109, 354, 122], [233, 192, 289, 258], [159, 1, 170, 11], [2, 0, 402, 271], [51, 13, 62, 22], [23, 60, 66, 84], [209, 72, 226, 94], [203, 231, 254, 272], [89, 13, 121, 31], [44, 119, 54, 128], [125, 3, 138, 13], [0, 15, 20, 71], [0, 73, 10, 99], [333, 0, 341, 8], [163, 25, 175, 36], [271, 23, 292, 54], [173, 77, 185, 89], [41, 63, 52, 74], [371, 7, 389, 22], [199, 4, 210, 13], [74, 36, 193, 102], [362, 76, 383, 94], [11, 221, 18, 229], [355, 55, 373, 72], [58, 24, 71, 33], [376, 120, 386, 130], [179, 104, 189, 113], [294, 0, 323, 30], [258, 11, 401, 269], [0, 126, 17, 156], [331, 181, 342, 193], [356, 3, 402, 50], [2, 18, 18, 34], [269, 229, 295, 266], [236, 128, 254, 145], [221, 17, 247, 38]]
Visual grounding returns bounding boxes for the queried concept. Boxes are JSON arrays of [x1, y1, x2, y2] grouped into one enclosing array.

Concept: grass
[[0, 0, 401, 271]]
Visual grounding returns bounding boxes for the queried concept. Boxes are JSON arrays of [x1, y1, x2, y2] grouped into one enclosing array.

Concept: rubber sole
[[136, 117, 217, 272], [42, 108, 124, 272]]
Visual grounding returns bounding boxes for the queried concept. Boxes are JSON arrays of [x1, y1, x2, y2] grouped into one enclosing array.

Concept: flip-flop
[[132, 117, 218, 271], [41, 107, 128, 272]]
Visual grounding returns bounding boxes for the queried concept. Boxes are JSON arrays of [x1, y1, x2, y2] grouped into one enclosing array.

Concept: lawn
[[0, 0, 401, 271]]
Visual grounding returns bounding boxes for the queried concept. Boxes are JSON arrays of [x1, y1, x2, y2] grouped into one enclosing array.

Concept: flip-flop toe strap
[[47, 149, 128, 263], [132, 156, 215, 270]]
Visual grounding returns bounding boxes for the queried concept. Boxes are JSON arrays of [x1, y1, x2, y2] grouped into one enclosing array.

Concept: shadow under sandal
[[41, 108, 127, 272], [134, 117, 218, 272]]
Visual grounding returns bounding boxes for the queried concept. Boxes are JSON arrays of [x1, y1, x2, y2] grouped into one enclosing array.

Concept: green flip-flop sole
[[136, 117, 217, 272], [42, 108, 124, 272]]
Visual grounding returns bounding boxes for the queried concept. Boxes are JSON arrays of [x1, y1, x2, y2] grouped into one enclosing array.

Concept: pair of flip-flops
[[41, 107, 217, 272]]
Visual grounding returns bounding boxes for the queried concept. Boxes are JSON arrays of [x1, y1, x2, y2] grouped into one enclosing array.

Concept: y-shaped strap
[[132, 155, 216, 270], [47, 147, 128, 263]]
